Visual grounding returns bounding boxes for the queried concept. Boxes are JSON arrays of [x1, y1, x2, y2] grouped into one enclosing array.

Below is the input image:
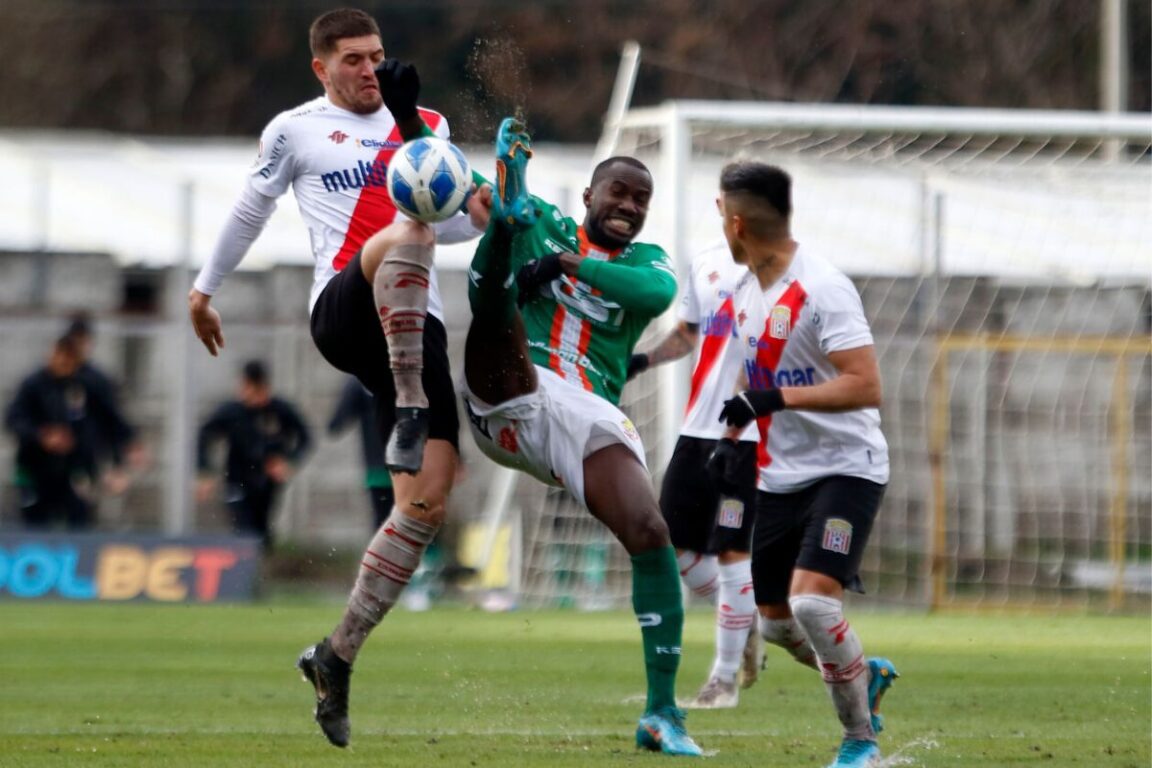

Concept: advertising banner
[[0, 533, 261, 603]]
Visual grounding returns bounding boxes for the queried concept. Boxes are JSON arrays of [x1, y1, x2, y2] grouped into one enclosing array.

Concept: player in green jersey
[[459, 118, 701, 757]]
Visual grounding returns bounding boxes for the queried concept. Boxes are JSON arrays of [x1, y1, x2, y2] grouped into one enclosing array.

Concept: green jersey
[[512, 198, 677, 405]]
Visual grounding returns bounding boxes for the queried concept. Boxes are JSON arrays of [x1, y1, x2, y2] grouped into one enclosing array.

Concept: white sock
[[709, 559, 756, 682], [760, 615, 818, 669], [789, 594, 873, 741], [375, 243, 433, 409], [676, 550, 719, 602], [331, 510, 439, 663]]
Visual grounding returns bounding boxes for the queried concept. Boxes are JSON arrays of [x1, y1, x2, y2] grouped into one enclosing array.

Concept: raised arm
[[564, 253, 678, 317]]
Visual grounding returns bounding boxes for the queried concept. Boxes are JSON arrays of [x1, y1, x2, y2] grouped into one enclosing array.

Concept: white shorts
[[461, 366, 648, 507]]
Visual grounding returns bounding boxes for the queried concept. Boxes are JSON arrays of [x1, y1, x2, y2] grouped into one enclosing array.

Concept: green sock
[[631, 546, 684, 713], [467, 224, 517, 322]]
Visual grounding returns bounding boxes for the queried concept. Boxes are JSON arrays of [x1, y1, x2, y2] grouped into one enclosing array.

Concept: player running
[[627, 242, 762, 709], [705, 162, 898, 768], [188, 8, 489, 748], [460, 118, 702, 756]]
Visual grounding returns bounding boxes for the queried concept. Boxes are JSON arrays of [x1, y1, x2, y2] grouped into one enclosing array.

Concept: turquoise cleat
[[827, 737, 881, 768], [493, 117, 538, 230], [866, 657, 899, 734], [635, 706, 703, 757]]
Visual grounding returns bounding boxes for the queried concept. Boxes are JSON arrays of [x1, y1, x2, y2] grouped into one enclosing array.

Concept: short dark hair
[[242, 360, 269, 387], [64, 311, 93, 340], [309, 8, 380, 57], [590, 156, 650, 186], [720, 162, 792, 218]]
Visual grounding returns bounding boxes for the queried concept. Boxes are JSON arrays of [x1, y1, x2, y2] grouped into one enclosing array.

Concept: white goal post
[[509, 100, 1151, 612]]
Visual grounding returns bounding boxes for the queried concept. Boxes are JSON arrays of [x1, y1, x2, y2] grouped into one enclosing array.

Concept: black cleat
[[297, 638, 352, 748], [386, 406, 429, 474]]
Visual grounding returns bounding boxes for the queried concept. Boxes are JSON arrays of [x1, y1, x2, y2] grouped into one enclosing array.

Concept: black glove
[[626, 353, 650, 381], [706, 438, 748, 496], [375, 58, 420, 122], [718, 388, 786, 428], [515, 255, 564, 306]]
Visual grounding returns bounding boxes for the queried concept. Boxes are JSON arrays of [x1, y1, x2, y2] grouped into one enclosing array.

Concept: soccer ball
[[386, 137, 473, 223]]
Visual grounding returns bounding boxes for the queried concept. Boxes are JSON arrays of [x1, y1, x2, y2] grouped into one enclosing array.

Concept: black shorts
[[659, 436, 757, 555], [310, 252, 459, 451], [751, 476, 885, 605]]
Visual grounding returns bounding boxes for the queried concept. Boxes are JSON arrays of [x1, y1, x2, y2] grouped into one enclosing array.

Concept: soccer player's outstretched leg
[[189, 9, 492, 748], [462, 118, 701, 756]]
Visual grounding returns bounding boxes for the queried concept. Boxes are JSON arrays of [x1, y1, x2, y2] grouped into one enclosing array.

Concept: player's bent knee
[[396, 492, 448, 526], [360, 221, 436, 280], [621, 510, 671, 554]]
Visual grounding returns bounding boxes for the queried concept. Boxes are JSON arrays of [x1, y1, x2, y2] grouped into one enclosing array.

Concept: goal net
[[507, 101, 1151, 612]]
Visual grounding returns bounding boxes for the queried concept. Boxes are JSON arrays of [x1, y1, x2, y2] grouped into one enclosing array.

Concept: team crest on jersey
[[718, 498, 744, 529], [737, 309, 748, 326], [822, 519, 853, 555], [328, 130, 349, 144], [707, 270, 720, 284], [770, 306, 792, 339]]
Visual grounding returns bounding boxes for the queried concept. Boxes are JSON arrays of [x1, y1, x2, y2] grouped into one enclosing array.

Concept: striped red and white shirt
[[728, 248, 889, 493], [677, 242, 758, 443], [194, 95, 481, 318]]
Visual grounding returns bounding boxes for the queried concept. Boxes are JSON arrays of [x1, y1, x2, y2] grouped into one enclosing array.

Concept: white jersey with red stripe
[[200, 95, 479, 318], [729, 248, 889, 492], [677, 241, 758, 443]]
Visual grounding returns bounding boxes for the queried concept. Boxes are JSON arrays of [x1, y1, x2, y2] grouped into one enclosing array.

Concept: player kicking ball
[[461, 117, 702, 757]]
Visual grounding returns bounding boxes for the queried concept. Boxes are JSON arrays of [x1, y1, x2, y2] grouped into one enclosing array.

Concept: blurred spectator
[[326, 377, 393, 529], [63, 312, 148, 493], [196, 360, 312, 550], [4, 334, 135, 529]]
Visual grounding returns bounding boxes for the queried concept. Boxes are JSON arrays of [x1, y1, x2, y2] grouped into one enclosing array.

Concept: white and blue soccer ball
[[386, 137, 472, 223]]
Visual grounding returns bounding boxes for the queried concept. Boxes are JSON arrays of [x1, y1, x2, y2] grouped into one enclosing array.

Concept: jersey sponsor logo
[[255, 134, 288, 179], [636, 612, 663, 627], [548, 279, 622, 326], [718, 497, 744, 529], [743, 360, 816, 389], [328, 130, 350, 144], [770, 306, 792, 339], [701, 309, 735, 339], [822, 518, 853, 555], [321, 159, 390, 193], [527, 339, 605, 378], [356, 138, 402, 150]]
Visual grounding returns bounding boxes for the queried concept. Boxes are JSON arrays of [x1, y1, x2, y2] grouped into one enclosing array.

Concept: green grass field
[[1, 601, 1148, 767]]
